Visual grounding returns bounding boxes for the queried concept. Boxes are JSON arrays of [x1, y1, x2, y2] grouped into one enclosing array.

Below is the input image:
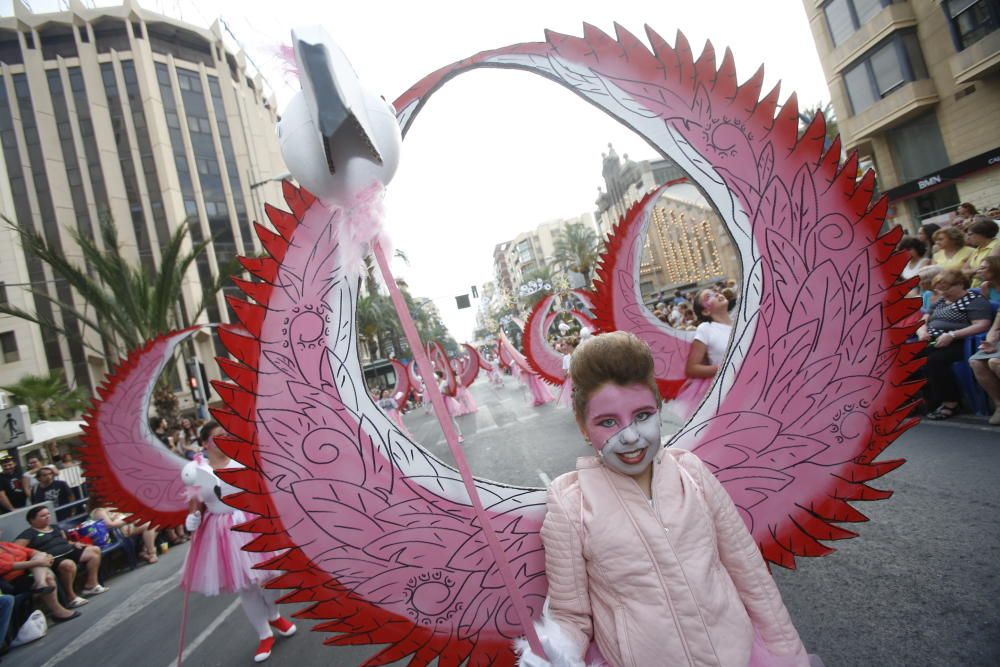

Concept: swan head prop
[[278, 26, 402, 204]]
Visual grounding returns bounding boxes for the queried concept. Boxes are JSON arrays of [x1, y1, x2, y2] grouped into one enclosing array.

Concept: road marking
[[39, 570, 182, 667], [537, 469, 552, 487], [165, 597, 241, 667]]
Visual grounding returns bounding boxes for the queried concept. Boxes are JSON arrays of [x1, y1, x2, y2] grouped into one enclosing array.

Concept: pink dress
[[526, 373, 555, 407], [180, 465, 272, 596], [455, 385, 478, 415]]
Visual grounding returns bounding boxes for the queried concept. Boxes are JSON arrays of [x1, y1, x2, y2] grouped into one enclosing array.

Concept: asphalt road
[[12, 380, 999, 667]]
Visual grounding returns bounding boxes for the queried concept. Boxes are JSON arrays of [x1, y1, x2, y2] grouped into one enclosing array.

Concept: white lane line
[[165, 597, 241, 667], [537, 469, 552, 487], [39, 570, 182, 667]]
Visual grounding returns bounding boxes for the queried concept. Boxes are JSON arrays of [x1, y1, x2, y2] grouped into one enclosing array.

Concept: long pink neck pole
[[372, 242, 544, 657]]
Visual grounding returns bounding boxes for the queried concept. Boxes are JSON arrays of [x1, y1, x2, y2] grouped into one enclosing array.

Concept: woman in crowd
[[527, 331, 809, 666], [954, 202, 978, 228], [898, 236, 930, 285], [969, 297, 1000, 426], [182, 422, 297, 662], [975, 255, 1000, 303], [671, 289, 733, 421], [917, 223, 941, 260], [962, 217, 1000, 285], [932, 227, 973, 271], [917, 270, 993, 420]]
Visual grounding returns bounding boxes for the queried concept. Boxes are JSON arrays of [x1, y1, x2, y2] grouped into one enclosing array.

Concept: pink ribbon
[[373, 242, 545, 658]]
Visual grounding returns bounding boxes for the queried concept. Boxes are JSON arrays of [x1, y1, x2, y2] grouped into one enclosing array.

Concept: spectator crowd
[[900, 204, 1000, 424], [0, 412, 212, 656]]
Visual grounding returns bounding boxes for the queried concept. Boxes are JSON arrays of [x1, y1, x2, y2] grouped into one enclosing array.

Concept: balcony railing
[[950, 28, 1000, 85], [839, 78, 939, 146]]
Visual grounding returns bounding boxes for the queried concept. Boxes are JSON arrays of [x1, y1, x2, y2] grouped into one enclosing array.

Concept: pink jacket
[[541, 448, 807, 667]]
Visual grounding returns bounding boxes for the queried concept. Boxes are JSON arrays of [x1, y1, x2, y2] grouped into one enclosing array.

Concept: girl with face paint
[[523, 332, 809, 667], [180, 422, 298, 662]]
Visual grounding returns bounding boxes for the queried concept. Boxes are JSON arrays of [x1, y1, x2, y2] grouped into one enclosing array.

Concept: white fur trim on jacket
[[514, 613, 593, 667]]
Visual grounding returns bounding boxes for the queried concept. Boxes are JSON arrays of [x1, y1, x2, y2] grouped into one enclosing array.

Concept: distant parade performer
[[670, 289, 734, 420], [378, 389, 414, 438]]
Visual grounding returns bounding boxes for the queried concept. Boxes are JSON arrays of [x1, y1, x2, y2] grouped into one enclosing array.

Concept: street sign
[[0, 405, 32, 449]]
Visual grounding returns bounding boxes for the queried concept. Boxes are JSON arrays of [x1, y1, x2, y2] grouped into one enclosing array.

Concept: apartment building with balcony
[[803, 0, 1000, 229]]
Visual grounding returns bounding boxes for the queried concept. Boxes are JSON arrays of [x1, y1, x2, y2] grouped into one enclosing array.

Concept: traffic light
[[185, 358, 211, 409]]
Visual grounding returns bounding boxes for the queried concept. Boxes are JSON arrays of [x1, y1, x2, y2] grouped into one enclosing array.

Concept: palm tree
[[552, 222, 601, 285], [1, 372, 90, 421], [798, 101, 839, 150], [1, 214, 239, 420], [356, 293, 392, 359], [1, 215, 228, 359]]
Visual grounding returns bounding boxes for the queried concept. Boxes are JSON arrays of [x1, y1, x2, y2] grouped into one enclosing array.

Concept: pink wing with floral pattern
[[393, 24, 922, 570]]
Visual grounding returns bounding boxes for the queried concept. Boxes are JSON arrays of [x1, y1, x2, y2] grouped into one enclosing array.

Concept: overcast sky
[[10, 0, 830, 342]]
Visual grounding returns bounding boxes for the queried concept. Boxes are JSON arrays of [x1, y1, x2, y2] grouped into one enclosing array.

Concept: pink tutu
[[455, 385, 478, 415], [181, 510, 272, 596], [557, 376, 573, 408], [444, 394, 463, 417], [386, 408, 413, 438], [526, 374, 555, 407], [669, 376, 712, 421]]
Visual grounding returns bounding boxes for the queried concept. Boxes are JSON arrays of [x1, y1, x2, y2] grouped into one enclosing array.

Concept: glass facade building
[[0, 4, 285, 391]]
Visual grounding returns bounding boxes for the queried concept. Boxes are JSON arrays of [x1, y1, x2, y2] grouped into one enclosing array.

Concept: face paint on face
[[583, 383, 662, 478]]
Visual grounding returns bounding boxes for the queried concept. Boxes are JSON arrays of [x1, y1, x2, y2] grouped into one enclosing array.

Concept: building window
[[824, 0, 897, 47], [843, 31, 928, 114], [945, 0, 1000, 50], [912, 184, 960, 222], [0, 282, 7, 305], [887, 113, 950, 183], [0, 331, 19, 363]]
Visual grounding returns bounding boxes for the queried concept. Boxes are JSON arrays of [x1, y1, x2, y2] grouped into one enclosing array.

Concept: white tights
[[238, 585, 281, 639]]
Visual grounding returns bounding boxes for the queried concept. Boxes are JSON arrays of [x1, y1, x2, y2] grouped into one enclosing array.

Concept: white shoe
[[989, 408, 1000, 426]]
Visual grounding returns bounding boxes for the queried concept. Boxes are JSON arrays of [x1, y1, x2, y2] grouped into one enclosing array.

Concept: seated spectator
[[963, 217, 1000, 284], [917, 265, 943, 314], [29, 467, 76, 521], [953, 202, 978, 228], [0, 458, 27, 514], [898, 236, 930, 283], [88, 501, 159, 564], [917, 223, 941, 260], [932, 226, 973, 271], [917, 270, 993, 420], [0, 536, 80, 622], [14, 506, 107, 607], [969, 305, 1000, 426], [975, 256, 1000, 303]]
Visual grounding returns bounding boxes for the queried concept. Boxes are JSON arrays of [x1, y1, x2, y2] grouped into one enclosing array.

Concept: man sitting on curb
[[14, 507, 106, 608], [0, 533, 80, 622]]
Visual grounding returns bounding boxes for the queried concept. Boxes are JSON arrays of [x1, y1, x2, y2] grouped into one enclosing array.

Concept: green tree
[[1, 215, 239, 420], [552, 222, 600, 285], [798, 101, 839, 149], [1, 372, 89, 421]]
